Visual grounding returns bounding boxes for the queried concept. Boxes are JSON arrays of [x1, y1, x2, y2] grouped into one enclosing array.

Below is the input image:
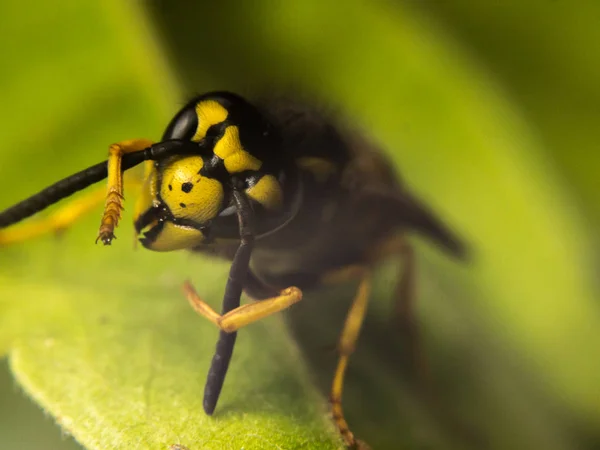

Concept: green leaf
[[2, 1, 600, 450], [414, 0, 600, 228]]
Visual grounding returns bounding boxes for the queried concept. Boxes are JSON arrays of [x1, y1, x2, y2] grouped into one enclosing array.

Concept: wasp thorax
[[159, 156, 224, 224]]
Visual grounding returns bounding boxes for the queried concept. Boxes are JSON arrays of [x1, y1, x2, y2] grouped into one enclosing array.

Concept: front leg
[[183, 282, 302, 333], [184, 264, 301, 415], [97, 139, 153, 244]]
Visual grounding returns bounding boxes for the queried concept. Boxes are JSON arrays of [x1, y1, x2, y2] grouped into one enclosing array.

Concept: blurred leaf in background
[[0, 0, 598, 449]]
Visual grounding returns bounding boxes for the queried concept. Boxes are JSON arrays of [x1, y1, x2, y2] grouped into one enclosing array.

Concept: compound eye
[[162, 105, 199, 141], [160, 156, 225, 224]]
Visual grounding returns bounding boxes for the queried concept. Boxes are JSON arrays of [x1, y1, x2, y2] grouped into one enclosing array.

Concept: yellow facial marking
[[160, 156, 224, 223], [133, 161, 159, 223], [192, 100, 229, 142], [246, 175, 283, 210], [213, 125, 262, 173], [144, 222, 206, 252], [295, 157, 337, 183]]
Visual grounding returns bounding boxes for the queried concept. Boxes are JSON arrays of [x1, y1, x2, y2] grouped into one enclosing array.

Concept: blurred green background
[[0, 1, 598, 449]]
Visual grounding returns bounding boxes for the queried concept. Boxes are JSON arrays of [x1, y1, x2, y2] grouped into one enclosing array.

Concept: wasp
[[0, 91, 466, 449]]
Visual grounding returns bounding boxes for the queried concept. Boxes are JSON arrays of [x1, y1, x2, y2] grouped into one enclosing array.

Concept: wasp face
[[160, 156, 225, 224], [134, 152, 237, 251], [134, 92, 288, 251]]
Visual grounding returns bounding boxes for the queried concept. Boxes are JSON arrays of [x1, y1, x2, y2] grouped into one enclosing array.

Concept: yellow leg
[[330, 270, 372, 450], [97, 139, 153, 245], [321, 238, 422, 449], [0, 173, 143, 247], [320, 264, 366, 285], [0, 187, 106, 246], [182, 281, 302, 333]]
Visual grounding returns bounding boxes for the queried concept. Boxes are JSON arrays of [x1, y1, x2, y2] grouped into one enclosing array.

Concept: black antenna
[[0, 140, 194, 228]]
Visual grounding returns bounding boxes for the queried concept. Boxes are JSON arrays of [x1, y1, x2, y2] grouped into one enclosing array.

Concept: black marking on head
[[134, 205, 160, 234], [181, 182, 193, 193], [180, 202, 187, 208], [168, 184, 173, 191], [200, 153, 229, 182], [139, 220, 165, 248]]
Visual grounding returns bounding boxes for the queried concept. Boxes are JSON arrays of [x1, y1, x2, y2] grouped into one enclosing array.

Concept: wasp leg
[[183, 281, 302, 333], [0, 173, 143, 247], [322, 266, 372, 450], [97, 138, 153, 245], [321, 264, 367, 285], [0, 188, 105, 246], [184, 274, 301, 415]]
